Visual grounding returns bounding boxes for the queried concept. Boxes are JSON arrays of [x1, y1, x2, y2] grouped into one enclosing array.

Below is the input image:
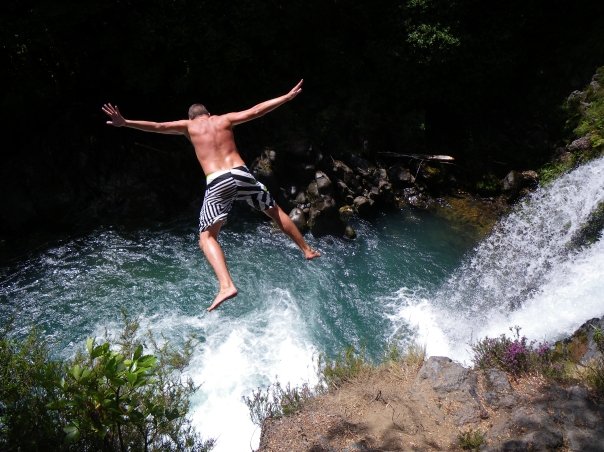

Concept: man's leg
[[265, 205, 321, 259], [199, 220, 238, 311]]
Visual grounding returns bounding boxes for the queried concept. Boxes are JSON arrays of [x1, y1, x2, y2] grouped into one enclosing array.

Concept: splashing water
[[390, 156, 604, 363], [1, 208, 474, 451], [3, 157, 602, 449]]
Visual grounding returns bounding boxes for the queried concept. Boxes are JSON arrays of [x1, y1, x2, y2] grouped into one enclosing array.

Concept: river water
[[2, 157, 603, 450]]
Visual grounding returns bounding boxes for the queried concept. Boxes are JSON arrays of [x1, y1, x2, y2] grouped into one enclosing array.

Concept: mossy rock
[[433, 192, 508, 238], [554, 327, 593, 364], [569, 200, 604, 249]]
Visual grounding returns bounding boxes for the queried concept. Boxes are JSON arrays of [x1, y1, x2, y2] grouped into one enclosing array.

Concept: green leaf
[[166, 408, 180, 421], [91, 344, 105, 359], [71, 364, 82, 380], [134, 344, 143, 360], [64, 424, 80, 442], [86, 337, 94, 355], [127, 371, 137, 386], [137, 355, 157, 368]]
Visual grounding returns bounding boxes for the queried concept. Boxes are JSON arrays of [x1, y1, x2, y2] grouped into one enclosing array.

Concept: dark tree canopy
[[2, 0, 603, 238]]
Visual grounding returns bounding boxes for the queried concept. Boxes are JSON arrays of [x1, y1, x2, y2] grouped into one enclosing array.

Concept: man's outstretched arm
[[102, 103, 189, 135], [224, 79, 304, 126]]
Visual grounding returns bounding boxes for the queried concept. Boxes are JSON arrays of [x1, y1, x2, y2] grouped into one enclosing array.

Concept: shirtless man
[[102, 79, 320, 311]]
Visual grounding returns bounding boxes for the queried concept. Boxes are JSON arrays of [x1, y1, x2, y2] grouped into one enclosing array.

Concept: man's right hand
[[102, 103, 126, 127]]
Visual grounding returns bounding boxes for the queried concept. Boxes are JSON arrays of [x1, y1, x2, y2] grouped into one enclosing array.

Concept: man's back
[[187, 115, 245, 175]]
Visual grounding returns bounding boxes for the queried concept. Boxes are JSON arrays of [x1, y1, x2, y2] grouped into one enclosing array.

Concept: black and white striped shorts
[[199, 165, 275, 232]]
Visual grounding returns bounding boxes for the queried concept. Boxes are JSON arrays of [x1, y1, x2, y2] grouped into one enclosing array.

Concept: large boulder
[[315, 171, 332, 195], [332, 159, 356, 186], [307, 195, 344, 236], [353, 195, 375, 217], [288, 207, 307, 232], [414, 356, 486, 426], [502, 169, 540, 199], [388, 165, 416, 187]]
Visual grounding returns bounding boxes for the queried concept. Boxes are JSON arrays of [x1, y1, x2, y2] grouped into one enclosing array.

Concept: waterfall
[[391, 156, 604, 363]]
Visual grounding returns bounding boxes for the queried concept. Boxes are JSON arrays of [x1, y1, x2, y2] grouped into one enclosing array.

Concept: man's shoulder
[[210, 114, 235, 128]]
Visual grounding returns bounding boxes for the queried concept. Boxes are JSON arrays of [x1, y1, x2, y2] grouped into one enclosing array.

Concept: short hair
[[188, 103, 210, 119]]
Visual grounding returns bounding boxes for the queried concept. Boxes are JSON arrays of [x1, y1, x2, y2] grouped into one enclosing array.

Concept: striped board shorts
[[199, 165, 275, 232]]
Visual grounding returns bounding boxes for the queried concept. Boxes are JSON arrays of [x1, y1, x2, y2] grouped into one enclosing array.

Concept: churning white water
[[3, 157, 603, 451], [391, 156, 604, 363]]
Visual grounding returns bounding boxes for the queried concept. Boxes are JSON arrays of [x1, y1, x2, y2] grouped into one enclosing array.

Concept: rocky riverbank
[[258, 317, 604, 451], [248, 146, 526, 240]]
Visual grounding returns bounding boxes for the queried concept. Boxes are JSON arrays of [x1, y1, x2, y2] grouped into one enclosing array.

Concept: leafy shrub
[[0, 328, 65, 450], [242, 381, 313, 426], [574, 68, 604, 152], [457, 428, 485, 450], [319, 346, 370, 389], [0, 318, 214, 451], [583, 326, 604, 397], [383, 341, 426, 371], [471, 326, 553, 376], [541, 67, 604, 184]]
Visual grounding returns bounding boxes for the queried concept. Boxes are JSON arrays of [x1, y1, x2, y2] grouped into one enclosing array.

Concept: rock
[[338, 205, 354, 222], [566, 428, 604, 451], [353, 196, 375, 217], [335, 181, 355, 204], [567, 135, 592, 152], [520, 429, 564, 450], [295, 191, 308, 204], [520, 170, 539, 189], [403, 187, 434, 209], [569, 201, 604, 251], [315, 171, 332, 195], [266, 148, 277, 162], [560, 316, 604, 365], [306, 181, 320, 202], [502, 170, 522, 193], [344, 225, 356, 239], [289, 208, 307, 232], [252, 154, 275, 180], [502, 169, 539, 199], [349, 154, 371, 172], [332, 160, 355, 186], [307, 195, 344, 236], [287, 185, 298, 198], [415, 357, 484, 425], [483, 368, 517, 409], [388, 165, 416, 187]]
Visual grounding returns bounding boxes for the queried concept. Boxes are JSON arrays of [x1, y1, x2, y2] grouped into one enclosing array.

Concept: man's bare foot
[[304, 249, 321, 260], [207, 287, 238, 312]]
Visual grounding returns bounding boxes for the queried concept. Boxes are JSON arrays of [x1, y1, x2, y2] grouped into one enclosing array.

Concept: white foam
[[389, 157, 604, 365], [187, 288, 318, 452]]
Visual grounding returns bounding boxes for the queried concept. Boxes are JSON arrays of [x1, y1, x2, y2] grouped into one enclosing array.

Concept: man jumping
[[102, 79, 320, 312]]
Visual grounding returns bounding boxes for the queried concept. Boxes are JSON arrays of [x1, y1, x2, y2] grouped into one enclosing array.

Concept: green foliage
[[0, 318, 214, 451], [539, 158, 577, 185], [471, 327, 555, 377], [574, 68, 604, 151], [0, 327, 65, 450], [472, 324, 604, 397], [242, 381, 313, 426], [457, 428, 485, 450], [244, 341, 427, 426], [546, 66, 604, 185], [474, 173, 501, 196], [383, 341, 426, 370], [319, 346, 371, 389], [583, 326, 604, 397]]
